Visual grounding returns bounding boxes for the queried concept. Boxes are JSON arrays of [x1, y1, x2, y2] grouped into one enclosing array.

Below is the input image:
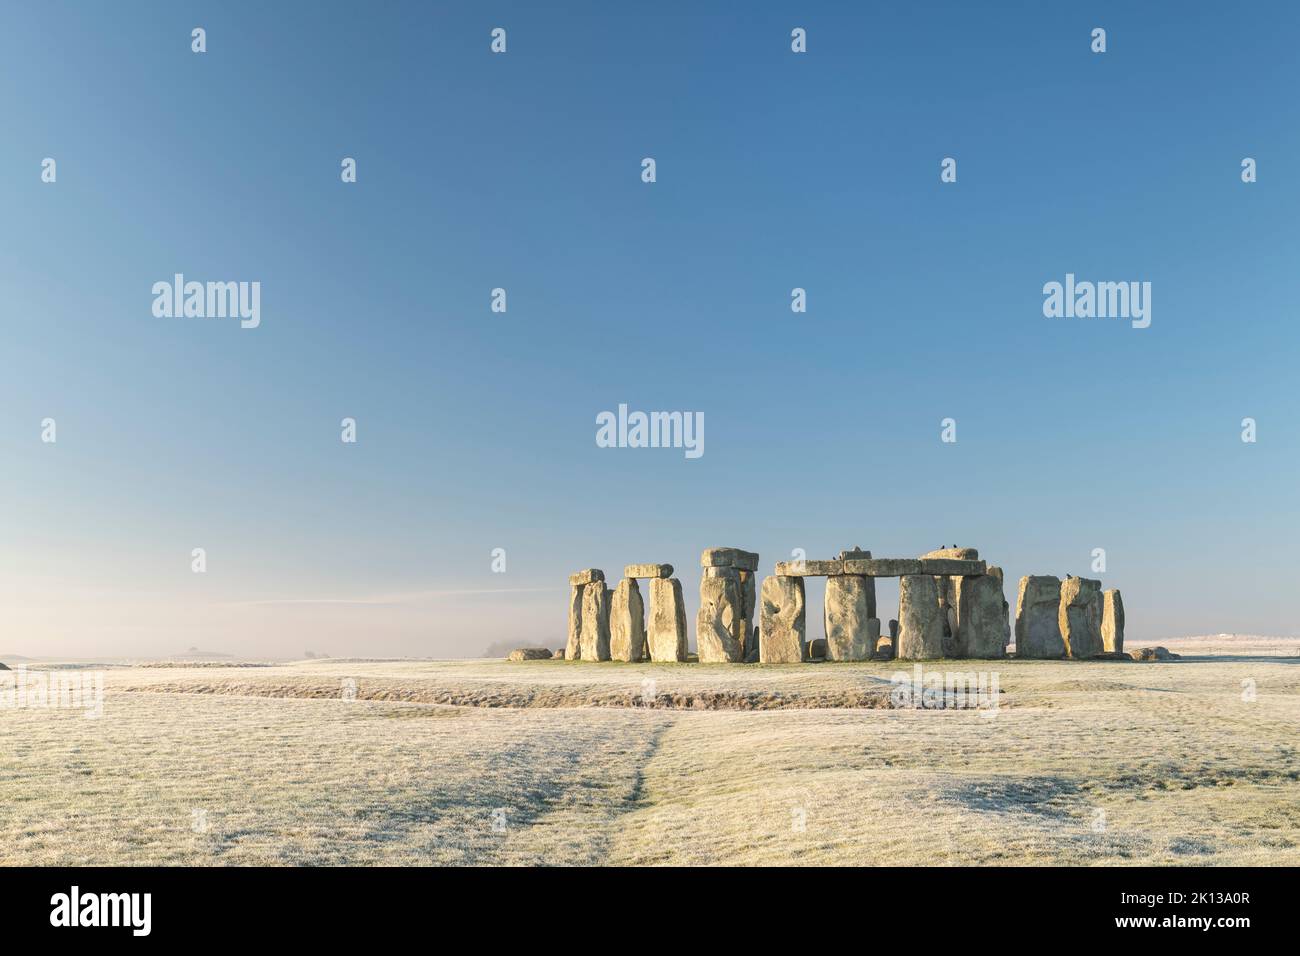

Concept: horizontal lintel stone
[[843, 558, 923, 577], [920, 558, 987, 576], [773, 559, 845, 577], [624, 563, 673, 579], [701, 548, 759, 571], [568, 568, 606, 586]]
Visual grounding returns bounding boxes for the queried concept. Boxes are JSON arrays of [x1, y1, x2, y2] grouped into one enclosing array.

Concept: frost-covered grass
[[1, 645, 1297, 865]]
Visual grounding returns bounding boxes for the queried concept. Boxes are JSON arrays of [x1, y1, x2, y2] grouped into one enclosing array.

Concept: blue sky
[[2, 2, 1297, 657]]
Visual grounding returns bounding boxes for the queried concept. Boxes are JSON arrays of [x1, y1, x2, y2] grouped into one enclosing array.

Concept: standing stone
[[807, 638, 828, 661], [1015, 575, 1065, 659], [579, 580, 611, 661], [888, 619, 899, 639], [739, 570, 758, 662], [987, 566, 1011, 650], [1101, 589, 1125, 654], [1059, 576, 1104, 659], [697, 567, 744, 663], [867, 617, 882, 653], [897, 574, 944, 659], [759, 575, 806, 663], [957, 574, 1007, 659], [824, 575, 873, 661], [566, 584, 584, 660], [609, 579, 647, 662], [648, 577, 688, 662]]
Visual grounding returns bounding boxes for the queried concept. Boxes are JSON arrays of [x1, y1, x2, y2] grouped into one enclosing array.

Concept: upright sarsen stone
[[566, 584, 584, 660], [1101, 589, 1125, 654], [824, 575, 873, 661], [739, 570, 758, 662], [1059, 576, 1103, 659], [579, 580, 611, 661], [648, 577, 688, 662], [1015, 575, 1064, 659], [897, 574, 944, 659], [609, 578, 647, 662], [759, 575, 806, 663], [957, 574, 1007, 659], [697, 567, 744, 663]]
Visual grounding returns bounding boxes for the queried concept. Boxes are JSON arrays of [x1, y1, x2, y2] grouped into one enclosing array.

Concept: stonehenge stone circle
[[1015, 575, 1065, 658], [648, 577, 689, 662], [609, 577, 647, 662], [759, 574, 806, 663], [1059, 576, 1104, 659], [897, 574, 944, 659], [1102, 589, 1125, 654], [824, 574, 874, 661], [579, 578, 611, 661], [564, 546, 1130, 665]]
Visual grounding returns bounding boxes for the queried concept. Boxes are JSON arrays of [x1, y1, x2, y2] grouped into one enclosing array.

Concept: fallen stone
[[648, 577, 688, 662], [843, 557, 923, 577], [824, 575, 874, 661], [609, 578, 647, 662], [701, 547, 759, 571], [1130, 646, 1180, 661], [920, 547, 979, 560], [1059, 576, 1104, 659], [807, 638, 828, 660], [1015, 575, 1065, 659], [920, 558, 986, 576], [697, 567, 744, 662], [553, 649, 565, 660], [957, 574, 1007, 659], [566, 584, 584, 660], [507, 647, 553, 662], [773, 559, 844, 576], [579, 580, 611, 661], [568, 568, 605, 586], [759, 575, 806, 663], [897, 574, 944, 659], [624, 563, 673, 579], [1102, 589, 1126, 654]]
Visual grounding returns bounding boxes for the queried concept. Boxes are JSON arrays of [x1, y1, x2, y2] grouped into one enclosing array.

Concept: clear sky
[[3, 2, 1297, 658]]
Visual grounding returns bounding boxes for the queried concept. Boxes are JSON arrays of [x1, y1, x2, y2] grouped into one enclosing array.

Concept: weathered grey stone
[[759, 575, 806, 663], [1101, 589, 1125, 654], [701, 547, 759, 571], [957, 575, 1007, 659], [553, 648, 565, 660], [807, 638, 828, 660], [773, 559, 844, 577], [568, 568, 605, 586], [897, 575, 944, 659], [648, 577, 688, 662], [566, 585, 584, 660], [938, 575, 960, 655], [920, 558, 986, 576], [920, 547, 979, 560], [1015, 575, 1065, 659], [624, 563, 673, 579], [987, 566, 1011, 648], [579, 580, 611, 661], [843, 557, 923, 577], [1059, 576, 1104, 659], [609, 578, 647, 662], [507, 647, 553, 662], [888, 619, 899, 639], [697, 567, 744, 663], [824, 575, 873, 661], [1130, 645, 1178, 661], [838, 547, 872, 560], [739, 570, 758, 662], [867, 617, 882, 651]]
